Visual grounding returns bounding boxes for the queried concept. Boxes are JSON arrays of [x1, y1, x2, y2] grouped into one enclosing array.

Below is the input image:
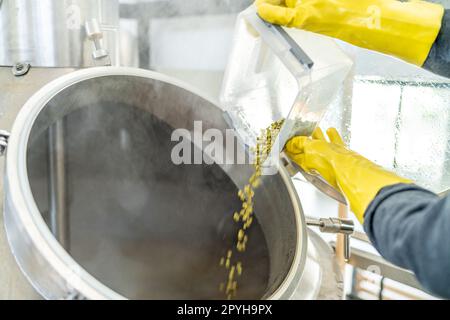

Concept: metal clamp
[[85, 19, 111, 66], [12, 62, 31, 77], [0, 130, 10, 156], [306, 216, 354, 261], [61, 289, 86, 300]]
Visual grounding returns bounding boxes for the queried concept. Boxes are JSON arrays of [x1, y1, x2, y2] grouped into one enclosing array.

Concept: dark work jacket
[[423, 9, 450, 77], [364, 184, 450, 298]]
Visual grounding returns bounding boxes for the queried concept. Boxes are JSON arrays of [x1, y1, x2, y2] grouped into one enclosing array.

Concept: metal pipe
[[48, 119, 69, 251], [305, 216, 323, 227], [343, 234, 350, 262], [331, 243, 424, 291], [306, 216, 354, 261]]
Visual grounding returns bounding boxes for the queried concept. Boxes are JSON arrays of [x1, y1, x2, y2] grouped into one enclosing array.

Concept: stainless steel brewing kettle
[[2, 67, 343, 299]]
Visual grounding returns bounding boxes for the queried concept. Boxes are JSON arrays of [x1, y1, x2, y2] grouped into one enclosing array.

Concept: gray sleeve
[[423, 9, 450, 77], [363, 183, 450, 298]]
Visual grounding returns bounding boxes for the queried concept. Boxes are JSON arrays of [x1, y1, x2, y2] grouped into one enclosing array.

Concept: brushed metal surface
[[0, 66, 75, 299], [0, 0, 119, 67]]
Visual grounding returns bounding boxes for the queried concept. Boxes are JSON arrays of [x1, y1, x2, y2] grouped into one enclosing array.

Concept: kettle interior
[[23, 73, 303, 299]]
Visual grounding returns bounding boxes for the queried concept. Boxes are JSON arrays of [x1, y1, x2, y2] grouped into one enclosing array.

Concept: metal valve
[[85, 19, 111, 66], [306, 217, 354, 262]]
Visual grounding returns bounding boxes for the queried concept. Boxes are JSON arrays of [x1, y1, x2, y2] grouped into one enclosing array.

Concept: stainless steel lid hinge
[[12, 62, 31, 77], [0, 130, 10, 156]]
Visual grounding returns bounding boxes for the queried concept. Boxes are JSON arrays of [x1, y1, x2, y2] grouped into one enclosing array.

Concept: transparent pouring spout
[[220, 6, 353, 175]]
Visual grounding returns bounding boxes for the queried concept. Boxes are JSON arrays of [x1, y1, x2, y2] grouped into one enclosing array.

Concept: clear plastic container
[[220, 6, 353, 166]]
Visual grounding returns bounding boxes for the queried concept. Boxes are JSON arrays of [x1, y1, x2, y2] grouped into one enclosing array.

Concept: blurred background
[[118, 0, 252, 97]]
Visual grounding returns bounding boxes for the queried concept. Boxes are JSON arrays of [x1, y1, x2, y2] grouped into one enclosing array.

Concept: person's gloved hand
[[256, 0, 444, 66], [285, 127, 412, 223]]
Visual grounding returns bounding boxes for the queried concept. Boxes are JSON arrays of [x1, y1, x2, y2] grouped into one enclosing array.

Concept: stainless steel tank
[[2, 67, 343, 299], [0, 0, 119, 68]]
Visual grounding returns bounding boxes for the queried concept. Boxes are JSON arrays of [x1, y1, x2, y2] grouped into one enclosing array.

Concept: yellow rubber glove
[[285, 128, 412, 223], [256, 0, 444, 66]]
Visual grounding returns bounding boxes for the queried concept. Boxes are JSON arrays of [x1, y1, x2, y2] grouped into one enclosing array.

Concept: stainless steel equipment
[[1, 67, 344, 299], [0, 0, 119, 67], [0, 66, 76, 299]]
